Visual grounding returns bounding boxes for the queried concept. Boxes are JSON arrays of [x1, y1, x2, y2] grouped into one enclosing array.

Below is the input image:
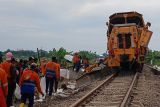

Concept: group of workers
[[72, 52, 89, 72], [0, 51, 90, 107], [0, 52, 60, 107]]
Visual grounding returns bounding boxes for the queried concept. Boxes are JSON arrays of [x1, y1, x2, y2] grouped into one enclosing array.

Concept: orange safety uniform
[[44, 61, 58, 78], [45, 61, 58, 95], [1, 61, 12, 79], [72, 55, 79, 64], [19, 69, 43, 94], [0, 68, 8, 107]]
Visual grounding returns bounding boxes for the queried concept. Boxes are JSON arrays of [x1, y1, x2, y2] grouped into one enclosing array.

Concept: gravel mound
[[130, 65, 160, 107]]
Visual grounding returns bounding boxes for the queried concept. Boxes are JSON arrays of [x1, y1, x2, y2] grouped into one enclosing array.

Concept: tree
[[48, 47, 72, 66], [145, 50, 160, 65], [78, 51, 98, 60]]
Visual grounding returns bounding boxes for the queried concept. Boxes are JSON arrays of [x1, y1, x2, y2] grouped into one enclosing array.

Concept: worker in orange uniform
[[72, 52, 79, 71], [2, 52, 17, 107], [0, 68, 8, 107], [2, 52, 13, 78], [19, 63, 44, 107], [54, 58, 60, 93], [44, 56, 58, 96]]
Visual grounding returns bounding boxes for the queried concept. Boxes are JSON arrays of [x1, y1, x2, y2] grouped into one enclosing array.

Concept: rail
[[70, 73, 117, 107], [70, 71, 139, 107], [120, 72, 138, 107]]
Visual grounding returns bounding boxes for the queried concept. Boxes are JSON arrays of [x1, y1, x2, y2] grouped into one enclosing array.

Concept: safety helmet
[[6, 52, 13, 61]]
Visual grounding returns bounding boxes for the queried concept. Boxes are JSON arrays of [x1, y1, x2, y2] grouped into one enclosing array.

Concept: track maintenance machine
[[85, 11, 152, 73]]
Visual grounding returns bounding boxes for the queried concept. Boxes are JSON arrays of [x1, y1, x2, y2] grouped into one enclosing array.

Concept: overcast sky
[[0, 0, 159, 54]]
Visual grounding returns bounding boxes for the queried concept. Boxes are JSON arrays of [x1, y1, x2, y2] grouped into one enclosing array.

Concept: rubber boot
[[19, 103, 25, 107]]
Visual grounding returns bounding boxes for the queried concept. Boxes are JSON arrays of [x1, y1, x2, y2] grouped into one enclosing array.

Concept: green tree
[[48, 47, 72, 66], [78, 51, 98, 60], [145, 50, 160, 65]]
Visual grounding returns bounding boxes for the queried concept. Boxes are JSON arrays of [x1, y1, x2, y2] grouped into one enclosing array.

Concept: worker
[[75, 55, 81, 72], [20, 57, 35, 75], [8, 58, 17, 107], [0, 68, 8, 107], [40, 57, 47, 76], [83, 58, 89, 68], [28, 57, 35, 68], [2, 52, 17, 107], [19, 63, 44, 107], [16, 59, 22, 84], [2, 52, 13, 78], [44, 56, 58, 96], [54, 59, 60, 93], [72, 52, 79, 71], [21, 60, 28, 75]]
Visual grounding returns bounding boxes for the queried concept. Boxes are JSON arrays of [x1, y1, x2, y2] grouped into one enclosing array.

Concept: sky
[[0, 0, 159, 54]]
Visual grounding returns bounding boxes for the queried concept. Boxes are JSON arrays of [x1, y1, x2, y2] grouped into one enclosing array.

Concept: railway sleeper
[[93, 96, 124, 102], [111, 81, 131, 84], [86, 101, 121, 107], [107, 84, 131, 87], [104, 87, 129, 90], [102, 91, 127, 95], [130, 101, 144, 107]]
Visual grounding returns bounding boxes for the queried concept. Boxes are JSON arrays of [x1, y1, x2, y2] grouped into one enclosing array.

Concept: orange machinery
[[86, 11, 152, 73]]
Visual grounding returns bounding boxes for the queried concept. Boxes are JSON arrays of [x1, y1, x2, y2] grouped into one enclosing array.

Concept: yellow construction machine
[[85, 11, 152, 73]]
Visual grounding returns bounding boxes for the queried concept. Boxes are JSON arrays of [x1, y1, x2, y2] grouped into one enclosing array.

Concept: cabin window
[[117, 33, 131, 49], [125, 34, 131, 49], [117, 34, 123, 49], [127, 17, 143, 27]]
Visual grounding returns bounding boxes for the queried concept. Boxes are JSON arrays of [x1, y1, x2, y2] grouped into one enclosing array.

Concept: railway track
[[70, 72, 138, 107]]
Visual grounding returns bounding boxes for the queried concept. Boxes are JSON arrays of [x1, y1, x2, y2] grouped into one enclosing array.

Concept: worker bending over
[[19, 63, 44, 107]]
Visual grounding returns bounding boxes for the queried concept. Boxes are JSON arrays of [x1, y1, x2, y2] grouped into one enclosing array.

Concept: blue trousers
[[21, 93, 34, 107], [45, 76, 56, 96]]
